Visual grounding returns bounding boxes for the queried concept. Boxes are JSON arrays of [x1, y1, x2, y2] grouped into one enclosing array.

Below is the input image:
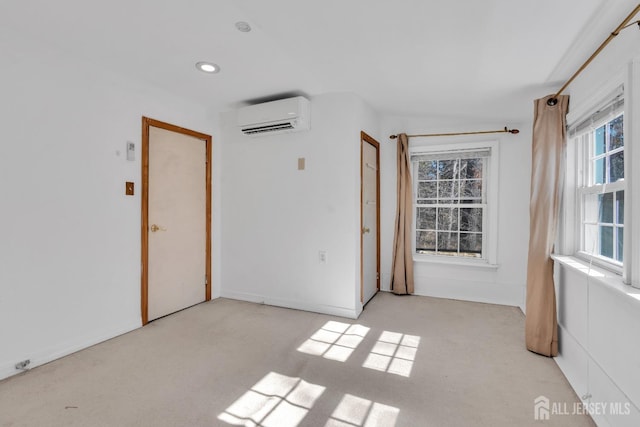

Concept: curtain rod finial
[[504, 126, 519, 134], [389, 134, 398, 139], [547, 97, 558, 106]]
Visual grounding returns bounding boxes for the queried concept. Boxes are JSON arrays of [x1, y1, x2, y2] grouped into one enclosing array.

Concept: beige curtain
[[525, 95, 569, 357], [390, 133, 414, 295]]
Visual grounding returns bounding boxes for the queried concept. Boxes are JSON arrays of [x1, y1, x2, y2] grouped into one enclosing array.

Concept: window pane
[[594, 158, 605, 185], [418, 182, 437, 199], [437, 231, 458, 253], [416, 231, 436, 252], [460, 233, 482, 256], [416, 207, 436, 230], [583, 194, 598, 223], [438, 159, 458, 180], [616, 190, 624, 224], [595, 125, 605, 155], [460, 208, 482, 232], [609, 115, 623, 150], [616, 227, 623, 262], [598, 193, 613, 223], [438, 181, 459, 199], [461, 179, 482, 199], [437, 208, 458, 231], [584, 224, 598, 252], [460, 159, 483, 179], [609, 151, 624, 182], [418, 161, 437, 180], [599, 226, 613, 258]]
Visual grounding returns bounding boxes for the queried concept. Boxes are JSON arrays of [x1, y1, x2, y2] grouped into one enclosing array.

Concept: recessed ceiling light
[[235, 21, 252, 32], [196, 62, 220, 74]]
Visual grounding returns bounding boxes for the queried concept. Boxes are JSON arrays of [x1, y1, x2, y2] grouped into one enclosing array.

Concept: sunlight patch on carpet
[[326, 393, 399, 427], [218, 372, 325, 427], [362, 331, 420, 377], [297, 321, 370, 362]]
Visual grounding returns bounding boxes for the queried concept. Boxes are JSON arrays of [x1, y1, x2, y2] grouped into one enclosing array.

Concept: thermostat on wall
[[126, 142, 135, 161]]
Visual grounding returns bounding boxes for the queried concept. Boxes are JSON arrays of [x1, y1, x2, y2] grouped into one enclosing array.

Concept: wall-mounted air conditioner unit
[[237, 96, 310, 136]]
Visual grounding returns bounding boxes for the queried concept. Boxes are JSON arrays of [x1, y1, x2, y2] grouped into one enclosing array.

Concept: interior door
[[361, 132, 380, 304], [142, 118, 211, 323]]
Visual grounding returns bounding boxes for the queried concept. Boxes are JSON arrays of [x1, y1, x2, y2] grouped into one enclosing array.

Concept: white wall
[[0, 36, 221, 380], [553, 22, 640, 427], [379, 116, 531, 308], [219, 93, 379, 318], [555, 261, 640, 427]]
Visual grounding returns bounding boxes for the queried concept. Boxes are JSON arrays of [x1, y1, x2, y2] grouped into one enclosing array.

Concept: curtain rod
[[389, 126, 519, 140], [547, 4, 640, 106]]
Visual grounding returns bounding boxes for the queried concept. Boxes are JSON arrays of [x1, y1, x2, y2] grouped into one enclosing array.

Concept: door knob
[[362, 227, 370, 234], [150, 224, 166, 232]]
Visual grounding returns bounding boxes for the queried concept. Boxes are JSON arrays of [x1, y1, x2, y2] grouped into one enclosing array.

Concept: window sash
[[584, 113, 624, 187], [414, 205, 486, 258], [579, 187, 624, 264]]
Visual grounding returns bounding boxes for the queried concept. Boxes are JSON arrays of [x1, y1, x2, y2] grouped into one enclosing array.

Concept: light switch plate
[[125, 182, 134, 196], [298, 157, 305, 170]]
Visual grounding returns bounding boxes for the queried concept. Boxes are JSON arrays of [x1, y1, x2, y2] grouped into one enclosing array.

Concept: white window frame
[[409, 140, 499, 267], [575, 114, 625, 272], [564, 80, 627, 276]]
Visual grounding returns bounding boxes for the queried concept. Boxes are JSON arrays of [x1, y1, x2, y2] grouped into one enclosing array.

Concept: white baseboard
[[0, 319, 141, 381], [381, 272, 523, 307], [414, 283, 523, 307], [220, 290, 359, 319]]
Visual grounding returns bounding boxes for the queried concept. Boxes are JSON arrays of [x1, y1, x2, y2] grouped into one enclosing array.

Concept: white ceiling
[[2, 0, 638, 122]]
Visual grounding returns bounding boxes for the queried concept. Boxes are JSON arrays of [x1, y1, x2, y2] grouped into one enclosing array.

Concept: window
[[410, 141, 498, 264], [571, 94, 625, 269]]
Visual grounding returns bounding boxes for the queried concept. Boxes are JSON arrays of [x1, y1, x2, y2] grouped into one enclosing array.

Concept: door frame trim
[[360, 131, 381, 303], [141, 117, 212, 325]]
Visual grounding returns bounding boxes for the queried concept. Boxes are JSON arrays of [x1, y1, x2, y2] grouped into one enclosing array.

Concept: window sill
[[551, 254, 640, 305], [413, 254, 499, 269], [574, 251, 623, 275]]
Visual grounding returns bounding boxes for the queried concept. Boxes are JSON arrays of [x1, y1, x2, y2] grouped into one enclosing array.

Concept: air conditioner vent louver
[[242, 122, 296, 135], [237, 96, 310, 136]]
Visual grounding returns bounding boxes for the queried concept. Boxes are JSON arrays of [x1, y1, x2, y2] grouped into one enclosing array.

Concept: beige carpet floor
[[0, 293, 594, 427]]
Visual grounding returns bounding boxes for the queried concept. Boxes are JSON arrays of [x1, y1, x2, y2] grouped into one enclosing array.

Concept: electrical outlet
[[319, 250, 327, 263], [15, 359, 30, 370]]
